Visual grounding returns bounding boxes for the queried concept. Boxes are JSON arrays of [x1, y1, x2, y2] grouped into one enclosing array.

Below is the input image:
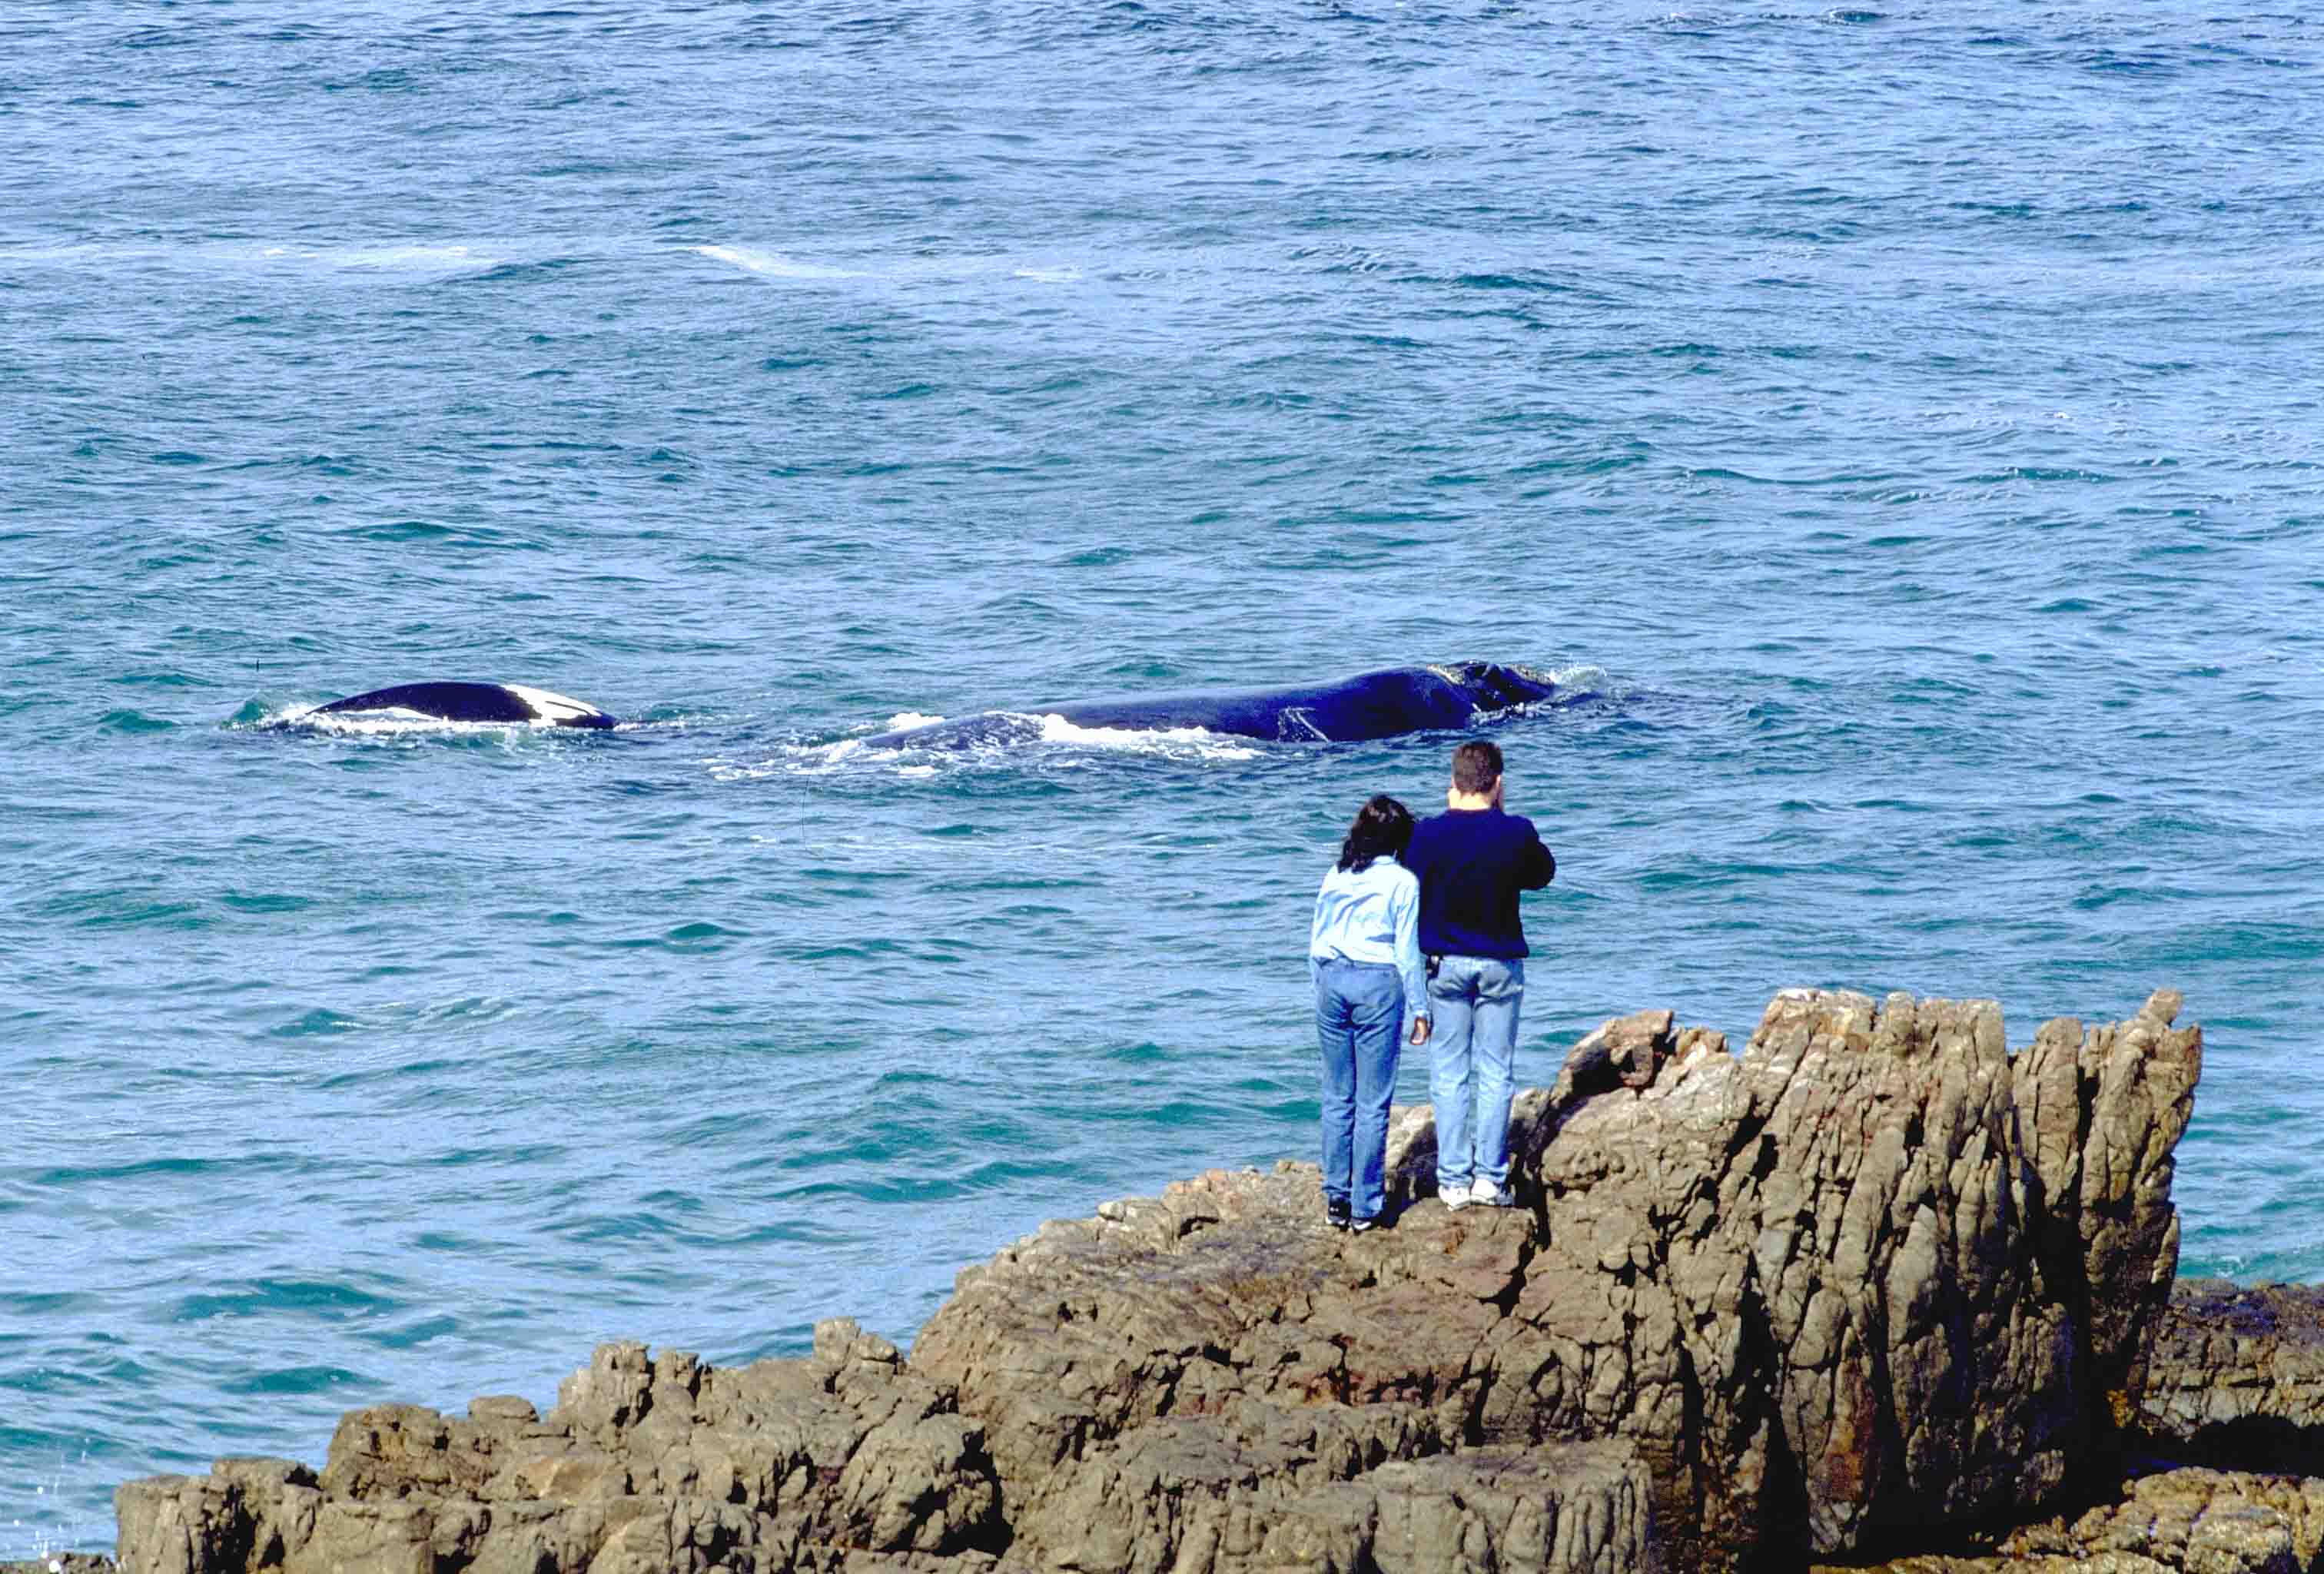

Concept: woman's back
[[1311, 856, 1419, 959]]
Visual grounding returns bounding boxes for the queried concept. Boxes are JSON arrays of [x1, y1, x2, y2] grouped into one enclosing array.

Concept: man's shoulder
[[1407, 812, 1449, 847]]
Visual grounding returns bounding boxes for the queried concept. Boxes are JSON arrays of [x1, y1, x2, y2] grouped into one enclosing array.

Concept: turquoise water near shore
[[6, 0, 2324, 1554]]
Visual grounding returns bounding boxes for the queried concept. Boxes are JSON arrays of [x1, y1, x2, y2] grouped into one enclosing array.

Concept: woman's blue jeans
[[1313, 958, 1404, 1222]]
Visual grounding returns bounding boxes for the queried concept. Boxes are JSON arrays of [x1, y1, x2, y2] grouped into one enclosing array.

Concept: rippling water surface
[[6, 0, 2323, 1553]]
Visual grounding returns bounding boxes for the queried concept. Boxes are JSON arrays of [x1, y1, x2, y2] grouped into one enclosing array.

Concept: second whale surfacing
[[859, 662, 1567, 749], [304, 681, 617, 729]]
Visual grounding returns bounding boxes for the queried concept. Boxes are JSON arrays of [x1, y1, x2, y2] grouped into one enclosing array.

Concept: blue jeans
[[1429, 955, 1525, 1194], [1313, 958, 1404, 1222]]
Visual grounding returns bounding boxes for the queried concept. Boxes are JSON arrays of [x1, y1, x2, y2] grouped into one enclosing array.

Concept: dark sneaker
[[1350, 1215, 1378, 1234], [1326, 1198, 1352, 1231]]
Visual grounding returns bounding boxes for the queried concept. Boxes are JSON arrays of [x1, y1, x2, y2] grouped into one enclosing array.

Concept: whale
[[306, 681, 617, 729], [859, 662, 1565, 749]]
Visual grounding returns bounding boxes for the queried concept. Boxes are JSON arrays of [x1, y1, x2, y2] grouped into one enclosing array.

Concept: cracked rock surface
[[2141, 1280, 2324, 1474], [112, 989, 2208, 1574], [1819, 1466, 2324, 1573]]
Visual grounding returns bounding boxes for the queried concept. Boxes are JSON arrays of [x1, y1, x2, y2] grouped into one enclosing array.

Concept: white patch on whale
[[503, 684, 610, 725]]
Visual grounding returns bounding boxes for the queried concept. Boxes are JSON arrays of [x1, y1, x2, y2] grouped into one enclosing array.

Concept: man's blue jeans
[[1428, 955, 1525, 1194], [1313, 958, 1404, 1222]]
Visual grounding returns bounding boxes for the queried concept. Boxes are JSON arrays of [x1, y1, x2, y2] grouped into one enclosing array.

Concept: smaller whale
[[859, 662, 1565, 749], [307, 681, 616, 729]]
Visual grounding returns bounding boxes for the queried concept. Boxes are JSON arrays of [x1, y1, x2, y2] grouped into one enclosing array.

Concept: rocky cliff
[[98, 988, 2277, 1574]]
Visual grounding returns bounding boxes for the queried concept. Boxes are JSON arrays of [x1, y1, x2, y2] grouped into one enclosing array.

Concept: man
[[1401, 739, 1557, 1210]]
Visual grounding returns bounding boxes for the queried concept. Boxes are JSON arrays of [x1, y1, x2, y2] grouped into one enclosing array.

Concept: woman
[[1309, 794, 1432, 1233]]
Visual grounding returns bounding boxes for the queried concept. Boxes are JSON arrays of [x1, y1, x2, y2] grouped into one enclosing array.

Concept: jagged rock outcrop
[[115, 1325, 1004, 1574], [908, 988, 2200, 1572], [110, 989, 2207, 1574]]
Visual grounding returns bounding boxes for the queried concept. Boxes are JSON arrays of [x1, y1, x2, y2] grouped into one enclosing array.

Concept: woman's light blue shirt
[[1309, 855, 1430, 1024]]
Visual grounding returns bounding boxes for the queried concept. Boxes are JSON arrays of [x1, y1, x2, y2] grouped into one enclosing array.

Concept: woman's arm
[[1390, 872, 1429, 1038], [1309, 870, 1331, 985]]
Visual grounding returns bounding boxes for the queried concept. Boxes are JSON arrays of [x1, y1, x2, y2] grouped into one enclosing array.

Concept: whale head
[[1433, 662, 1560, 716]]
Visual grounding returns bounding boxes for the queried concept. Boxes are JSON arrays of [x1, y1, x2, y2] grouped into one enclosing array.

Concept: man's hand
[[1409, 1018, 1432, 1046]]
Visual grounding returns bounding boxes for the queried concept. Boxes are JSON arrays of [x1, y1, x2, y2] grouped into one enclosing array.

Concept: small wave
[[257, 243, 499, 272], [0, 240, 500, 274], [693, 244, 863, 280], [695, 245, 1082, 286], [1541, 662, 1621, 698], [0, 241, 113, 264]]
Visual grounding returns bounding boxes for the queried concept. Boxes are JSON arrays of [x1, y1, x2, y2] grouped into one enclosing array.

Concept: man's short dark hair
[[1452, 739, 1503, 795]]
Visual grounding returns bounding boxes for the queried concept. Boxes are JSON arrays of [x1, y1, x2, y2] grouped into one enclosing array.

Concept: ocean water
[[5, 0, 2323, 1554]]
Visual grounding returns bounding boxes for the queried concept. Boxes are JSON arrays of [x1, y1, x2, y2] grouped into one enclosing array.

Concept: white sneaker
[[1441, 1180, 1474, 1211], [1470, 1184, 1517, 1209]]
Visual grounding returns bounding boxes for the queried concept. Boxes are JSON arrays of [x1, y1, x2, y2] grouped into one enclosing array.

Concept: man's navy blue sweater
[[1403, 806, 1556, 959]]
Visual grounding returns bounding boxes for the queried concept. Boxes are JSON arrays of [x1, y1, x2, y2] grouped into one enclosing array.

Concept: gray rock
[[1818, 1466, 2324, 1573], [2143, 1280, 2324, 1471]]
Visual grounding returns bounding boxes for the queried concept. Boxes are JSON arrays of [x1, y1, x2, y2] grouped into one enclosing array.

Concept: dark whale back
[[1051, 667, 1475, 742], [310, 681, 616, 729], [861, 662, 1559, 749]]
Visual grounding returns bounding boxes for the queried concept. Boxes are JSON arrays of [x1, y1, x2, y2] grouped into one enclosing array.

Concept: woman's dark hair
[[1338, 794, 1415, 872]]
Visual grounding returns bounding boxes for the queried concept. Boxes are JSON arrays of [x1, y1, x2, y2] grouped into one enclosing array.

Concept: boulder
[[1816, 1466, 2324, 1573], [2142, 1280, 2324, 1473]]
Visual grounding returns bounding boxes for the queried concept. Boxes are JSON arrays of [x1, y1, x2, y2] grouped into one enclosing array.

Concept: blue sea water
[[5, 0, 2324, 1553]]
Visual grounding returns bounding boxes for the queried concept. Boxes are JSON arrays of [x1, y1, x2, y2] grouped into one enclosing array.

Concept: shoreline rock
[[76, 987, 2324, 1574]]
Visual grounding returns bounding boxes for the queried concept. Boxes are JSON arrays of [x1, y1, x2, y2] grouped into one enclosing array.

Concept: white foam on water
[[694, 244, 863, 280], [695, 244, 1081, 287], [267, 703, 546, 739], [1032, 714, 1260, 761], [710, 736, 878, 779], [0, 242, 115, 264], [710, 708, 1261, 780], [1542, 662, 1622, 697], [0, 240, 503, 274], [252, 243, 500, 272]]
